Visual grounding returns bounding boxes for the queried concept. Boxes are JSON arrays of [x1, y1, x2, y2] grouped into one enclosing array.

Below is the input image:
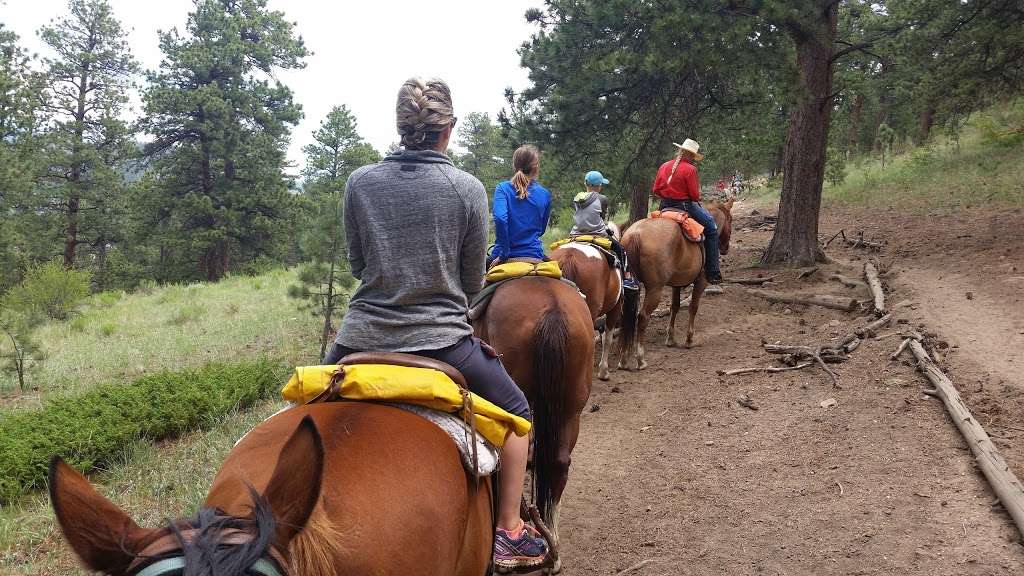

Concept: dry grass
[[0, 269, 321, 408]]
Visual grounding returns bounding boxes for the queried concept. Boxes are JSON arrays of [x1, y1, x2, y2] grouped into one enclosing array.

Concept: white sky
[[2, 0, 540, 173]]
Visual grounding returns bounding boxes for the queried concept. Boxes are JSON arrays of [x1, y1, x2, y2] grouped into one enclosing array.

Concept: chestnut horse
[[474, 276, 593, 571], [617, 199, 733, 369], [549, 227, 623, 381], [50, 405, 494, 576]]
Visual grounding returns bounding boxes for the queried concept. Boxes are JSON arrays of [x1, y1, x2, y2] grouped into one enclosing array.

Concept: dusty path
[[550, 204, 1024, 575]]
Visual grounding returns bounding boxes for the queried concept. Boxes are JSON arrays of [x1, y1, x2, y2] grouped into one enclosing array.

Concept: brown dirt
[[554, 201, 1024, 575]]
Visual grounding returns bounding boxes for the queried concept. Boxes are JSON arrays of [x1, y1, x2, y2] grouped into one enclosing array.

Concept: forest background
[[1, 0, 1023, 379]]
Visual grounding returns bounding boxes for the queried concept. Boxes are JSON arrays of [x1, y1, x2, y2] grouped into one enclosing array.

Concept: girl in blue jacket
[[489, 145, 551, 266]]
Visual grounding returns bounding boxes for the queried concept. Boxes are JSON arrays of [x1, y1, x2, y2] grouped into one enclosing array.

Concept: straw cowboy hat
[[673, 138, 704, 161]]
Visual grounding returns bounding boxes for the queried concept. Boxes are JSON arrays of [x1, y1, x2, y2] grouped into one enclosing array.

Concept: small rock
[[704, 440, 715, 446], [737, 394, 759, 411], [611, 386, 622, 393], [883, 377, 907, 388], [893, 299, 913, 309], [783, 307, 793, 315], [966, 291, 974, 300], [589, 404, 600, 413], [820, 398, 838, 409]]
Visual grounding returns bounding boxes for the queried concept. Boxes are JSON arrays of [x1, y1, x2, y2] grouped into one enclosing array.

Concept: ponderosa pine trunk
[[628, 179, 649, 227], [762, 4, 837, 267], [847, 93, 863, 158], [919, 102, 936, 143]]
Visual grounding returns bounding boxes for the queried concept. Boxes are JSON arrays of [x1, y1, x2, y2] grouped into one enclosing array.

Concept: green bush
[[0, 358, 285, 503], [93, 291, 122, 309], [3, 260, 91, 321], [69, 317, 88, 333], [169, 303, 205, 325], [98, 322, 117, 337]]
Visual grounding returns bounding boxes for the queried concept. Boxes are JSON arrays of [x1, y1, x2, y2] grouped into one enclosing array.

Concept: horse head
[[49, 416, 324, 576]]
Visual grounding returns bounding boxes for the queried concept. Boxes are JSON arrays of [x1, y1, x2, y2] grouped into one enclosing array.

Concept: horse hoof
[[685, 340, 695, 349], [598, 370, 610, 381], [637, 360, 648, 370], [665, 339, 678, 348]]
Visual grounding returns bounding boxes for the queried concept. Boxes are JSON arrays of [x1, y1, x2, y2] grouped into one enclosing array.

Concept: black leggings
[[323, 336, 532, 421]]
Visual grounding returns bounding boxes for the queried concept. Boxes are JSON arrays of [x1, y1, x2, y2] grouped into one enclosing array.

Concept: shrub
[[69, 316, 88, 333], [169, 304, 205, 326], [93, 291, 122, 309], [3, 260, 91, 321], [0, 358, 285, 503], [98, 322, 117, 337]]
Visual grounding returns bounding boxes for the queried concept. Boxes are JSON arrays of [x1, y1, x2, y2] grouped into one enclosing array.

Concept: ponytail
[[511, 144, 540, 200], [666, 151, 684, 185]]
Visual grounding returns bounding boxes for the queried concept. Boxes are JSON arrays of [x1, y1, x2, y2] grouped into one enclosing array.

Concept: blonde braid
[[396, 78, 454, 150]]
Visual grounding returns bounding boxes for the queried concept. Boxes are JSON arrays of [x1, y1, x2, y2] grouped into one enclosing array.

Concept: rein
[[127, 527, 287, 576]]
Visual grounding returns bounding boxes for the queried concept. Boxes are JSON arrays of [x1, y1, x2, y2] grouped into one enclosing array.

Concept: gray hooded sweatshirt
[[570, 191, 610, 236], [336, 149, 488, 352]]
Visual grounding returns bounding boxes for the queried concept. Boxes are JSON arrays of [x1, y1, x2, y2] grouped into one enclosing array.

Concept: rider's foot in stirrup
[[493, 521, 548, 570], [623, 276, 640, 291], [706, 272, 724, 285]]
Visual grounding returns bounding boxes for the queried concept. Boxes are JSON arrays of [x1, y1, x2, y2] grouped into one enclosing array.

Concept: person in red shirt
[[651, 138, 723, 283]]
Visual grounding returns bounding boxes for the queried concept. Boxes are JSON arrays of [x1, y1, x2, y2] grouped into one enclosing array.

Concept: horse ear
[[49, 457, 155, 573], [262, 415, 324, 547]]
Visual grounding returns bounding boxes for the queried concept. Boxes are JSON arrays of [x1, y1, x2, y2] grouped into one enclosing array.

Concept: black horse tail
[[532, 306, 569, 523], [619, 234, 642, 352]]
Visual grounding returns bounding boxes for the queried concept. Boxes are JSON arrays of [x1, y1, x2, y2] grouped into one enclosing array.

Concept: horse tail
[[532, 305, 569, 522], [618, 233, 642, 351]]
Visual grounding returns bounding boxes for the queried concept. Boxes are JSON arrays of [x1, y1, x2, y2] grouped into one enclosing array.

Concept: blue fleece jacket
[[492, 180, 551, 261]]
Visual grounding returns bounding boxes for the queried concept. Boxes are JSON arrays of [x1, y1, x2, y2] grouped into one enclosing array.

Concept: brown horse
[[474, 276, 593, 571], [617, 199, 733, 369], [549, 230, 623, 381], [50, 404, 494, 576]]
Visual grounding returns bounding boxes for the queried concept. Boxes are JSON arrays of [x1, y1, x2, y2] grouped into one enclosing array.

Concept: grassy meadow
[[0, 268, 321, 408]]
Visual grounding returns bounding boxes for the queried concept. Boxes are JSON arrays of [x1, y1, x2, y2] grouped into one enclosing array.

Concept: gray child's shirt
[[336, 149, 488, 352]]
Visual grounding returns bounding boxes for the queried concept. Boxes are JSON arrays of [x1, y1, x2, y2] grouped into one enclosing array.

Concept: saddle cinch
[[278, 352, 531, 477], [651, 209, 705, 242]]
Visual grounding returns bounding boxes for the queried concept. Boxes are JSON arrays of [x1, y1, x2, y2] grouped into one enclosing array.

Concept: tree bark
[[747, 288, 857, 311], [761, 4, 838, 267], [628, 179, 650, 227], [872, 61, 892, 153], [919, 102, 936, 143]]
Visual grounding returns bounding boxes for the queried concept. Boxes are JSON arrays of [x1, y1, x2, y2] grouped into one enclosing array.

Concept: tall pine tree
[[140, 0, 308, 281], [37, 0, 138, 269]]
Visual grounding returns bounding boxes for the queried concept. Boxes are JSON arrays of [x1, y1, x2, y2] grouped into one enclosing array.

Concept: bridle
[[126, 527, 287, 576]]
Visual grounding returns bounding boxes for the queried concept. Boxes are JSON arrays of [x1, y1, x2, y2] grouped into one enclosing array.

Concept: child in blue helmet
[[570, 170, 637, 289]]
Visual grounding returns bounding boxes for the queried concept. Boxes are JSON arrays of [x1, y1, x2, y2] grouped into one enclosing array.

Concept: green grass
[[0, 268, 320, 407], [0, 400, 286, 575]]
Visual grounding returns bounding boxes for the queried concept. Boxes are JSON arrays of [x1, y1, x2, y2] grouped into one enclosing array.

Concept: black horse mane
[[163, 487, 277, 576]]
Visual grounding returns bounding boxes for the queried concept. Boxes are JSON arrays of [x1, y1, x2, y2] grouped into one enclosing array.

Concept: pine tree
[[292, 105, 378, 357], [37, 0, 138, 270], [140, 0, 308, 281]]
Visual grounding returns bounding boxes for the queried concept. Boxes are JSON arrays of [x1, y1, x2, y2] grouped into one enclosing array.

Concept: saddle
[[469, 261, 580, 320], [548, 235, 620, 270], [651, 209, 705, 243]]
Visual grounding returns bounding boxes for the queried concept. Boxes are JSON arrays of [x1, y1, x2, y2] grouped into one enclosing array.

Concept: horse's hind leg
[[636, 285, 662, 370], [686, 275, 709, 348], [598, 303, 621, 380], [665, 286, 682, 347]]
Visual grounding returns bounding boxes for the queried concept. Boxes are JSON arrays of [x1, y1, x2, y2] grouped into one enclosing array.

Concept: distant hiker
[[651, 138, 723, 284], [488, 145, 551, 267], [570, 170, 636, 289]]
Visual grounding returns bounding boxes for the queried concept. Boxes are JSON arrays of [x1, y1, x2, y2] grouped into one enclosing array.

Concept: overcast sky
[[2, 0, 541, 173]]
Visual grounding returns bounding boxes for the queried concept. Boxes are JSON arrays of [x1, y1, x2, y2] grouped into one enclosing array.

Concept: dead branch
[[855, 313, 893, 338], [747, 289, 859, 312], [864, 262, 886, 315], [848, 231, 884, 251], [829, 273, 864, 289], [824, 230, 846, 248], [615, 558, 660, 576], [798, 266, 820, 279], [762, 343, 840, 387], [891, 337, 913, 360], [728, 276, 776, 285], [903, 341, 1024, 541], [718, 362, 814, 376]]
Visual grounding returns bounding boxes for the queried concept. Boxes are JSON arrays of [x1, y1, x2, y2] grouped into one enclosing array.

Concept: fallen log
[[728, 276, 775, 285], [855, 313, 893, 338], [864, 262, 886, 315], [747, 289, 858, 312], [798, 266, 820, 279], [905, 341, 1024, 541]]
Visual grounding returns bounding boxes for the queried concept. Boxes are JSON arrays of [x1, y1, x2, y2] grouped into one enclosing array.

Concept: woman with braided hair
[[487, 144, 552, 267], [323, 77, 548, 570]]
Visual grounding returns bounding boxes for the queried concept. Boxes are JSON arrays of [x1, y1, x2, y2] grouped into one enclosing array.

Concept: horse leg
[[665, 286, 682, 347], [636, 285, 662, 370], [686, 275, 709, 348], [597, 328, 611, 380]]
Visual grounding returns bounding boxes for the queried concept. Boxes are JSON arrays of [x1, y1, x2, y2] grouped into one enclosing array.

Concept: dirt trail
[[550, 202, 1024, 575]]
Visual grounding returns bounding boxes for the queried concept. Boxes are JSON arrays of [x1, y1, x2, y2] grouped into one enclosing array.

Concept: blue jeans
[[658, 199, 720, 277]]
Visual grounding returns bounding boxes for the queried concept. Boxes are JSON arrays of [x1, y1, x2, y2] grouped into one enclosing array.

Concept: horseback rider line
[[322, 77, 548, 570], [651, 138, 724, 284], [487, 144, 551, 268]]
